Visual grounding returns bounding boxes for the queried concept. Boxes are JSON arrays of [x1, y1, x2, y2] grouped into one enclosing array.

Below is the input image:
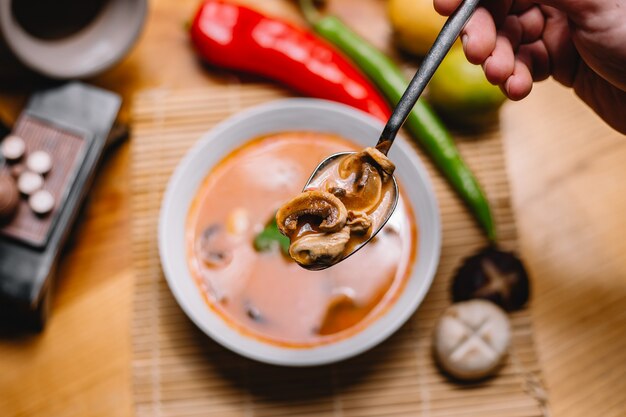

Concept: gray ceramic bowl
[[0, 0, 147, 79]]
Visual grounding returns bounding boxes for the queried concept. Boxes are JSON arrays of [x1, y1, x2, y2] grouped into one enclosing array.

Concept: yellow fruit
[[388, 0, 451, 56], [428, 47, 506, 128]]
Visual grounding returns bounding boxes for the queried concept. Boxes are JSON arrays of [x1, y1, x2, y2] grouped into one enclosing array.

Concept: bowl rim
[[159, 98, 441, 366], [0, 0, 147, 79]]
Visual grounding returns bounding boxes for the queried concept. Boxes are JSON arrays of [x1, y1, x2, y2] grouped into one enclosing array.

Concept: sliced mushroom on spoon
[[276, 147, 397, 270], [277, 0, 480, 270]]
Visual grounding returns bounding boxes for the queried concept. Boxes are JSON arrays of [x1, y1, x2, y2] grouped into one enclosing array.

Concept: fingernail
[[504, 78, 513, 98]]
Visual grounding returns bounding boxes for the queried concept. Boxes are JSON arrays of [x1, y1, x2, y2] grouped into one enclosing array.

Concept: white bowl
[[159, 99, 441, 366]]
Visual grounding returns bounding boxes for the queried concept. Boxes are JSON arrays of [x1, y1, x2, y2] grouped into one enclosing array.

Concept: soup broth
[[186, 132, 417, 346]]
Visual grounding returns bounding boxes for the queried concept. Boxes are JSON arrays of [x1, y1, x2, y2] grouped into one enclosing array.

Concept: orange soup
[[186, 132, 417, 347]]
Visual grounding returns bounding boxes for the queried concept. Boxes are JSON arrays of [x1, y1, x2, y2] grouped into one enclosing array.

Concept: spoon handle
[[376, 0, 481, 153]]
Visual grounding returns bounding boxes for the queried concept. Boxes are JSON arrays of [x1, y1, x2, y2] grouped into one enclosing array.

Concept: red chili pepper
[[190, 0, 391, 121]]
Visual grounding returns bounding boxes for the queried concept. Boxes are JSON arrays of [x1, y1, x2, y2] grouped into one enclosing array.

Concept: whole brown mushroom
[[452, 246, 530, 311]]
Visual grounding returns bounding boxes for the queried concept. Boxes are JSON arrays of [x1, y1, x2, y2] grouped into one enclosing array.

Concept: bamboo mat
[[131, 85, 549, 417]]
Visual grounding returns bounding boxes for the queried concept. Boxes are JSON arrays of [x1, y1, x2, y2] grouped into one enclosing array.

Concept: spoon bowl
[[301, 151, 399, 271]]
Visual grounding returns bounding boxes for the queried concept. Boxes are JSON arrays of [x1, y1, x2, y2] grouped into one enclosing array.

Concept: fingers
[[518, 6, 545, 43], [480, 0, 514, 27], [519, 41, 551, 82], [540, 6, 579, 87], [483, 15, 521, 85], [439, 0, 595, 21], [504, 41, 551, 100], [532, 0, 597, 23], [461, 7, 497, 64], [433, 0, 463, 16], [460, 3, 546, 68], [510, 0, 536, 14], [436, 0, 556, 101], [503, 59, 533, 100]]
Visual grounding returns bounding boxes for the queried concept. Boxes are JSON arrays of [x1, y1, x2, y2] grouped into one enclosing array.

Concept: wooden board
[[130, 86, 548, 417]]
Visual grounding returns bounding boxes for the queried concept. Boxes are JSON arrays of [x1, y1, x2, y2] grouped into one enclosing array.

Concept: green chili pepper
[[300, 0, 496, 240]]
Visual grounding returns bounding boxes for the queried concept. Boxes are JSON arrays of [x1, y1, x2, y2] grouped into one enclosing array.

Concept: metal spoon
[[302, 0, 480, 269]]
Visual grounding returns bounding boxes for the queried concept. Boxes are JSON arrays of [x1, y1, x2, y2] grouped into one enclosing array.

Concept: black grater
[[0, 82, 121, 331]]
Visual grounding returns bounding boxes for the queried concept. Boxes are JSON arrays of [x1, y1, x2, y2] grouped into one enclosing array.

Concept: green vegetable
[[428, 47, 506, 128], [388, 0, 449, 56], [299, 0, 495, 240], [254, 216, 290, 255]]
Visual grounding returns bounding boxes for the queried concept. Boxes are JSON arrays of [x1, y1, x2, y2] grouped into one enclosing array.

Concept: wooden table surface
[[0, 1, 624, 416]]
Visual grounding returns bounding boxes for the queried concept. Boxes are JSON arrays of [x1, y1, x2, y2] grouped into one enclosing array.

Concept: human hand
[[434, 0, 626, 133]]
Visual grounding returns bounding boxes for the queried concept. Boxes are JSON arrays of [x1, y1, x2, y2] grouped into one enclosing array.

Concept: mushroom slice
[[317, 292, 359, 335], [338, 147, 395, 182], [244, 300, 264, 322], [276, 190, 347, 236], [335, 155, 383, 213], [289, 226, 351, 266], [346, 210, 372, 235], [363, 147, 395, 179], [338, 152, 365, 180], [197, 224, 234, 268]]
